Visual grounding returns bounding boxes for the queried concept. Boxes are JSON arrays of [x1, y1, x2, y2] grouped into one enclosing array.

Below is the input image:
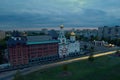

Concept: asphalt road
[[0, 50, 116, 80]]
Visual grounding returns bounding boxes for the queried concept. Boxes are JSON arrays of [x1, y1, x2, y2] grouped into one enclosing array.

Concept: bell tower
[[58, 25, 67, 44], [58, 25, 68, 58]]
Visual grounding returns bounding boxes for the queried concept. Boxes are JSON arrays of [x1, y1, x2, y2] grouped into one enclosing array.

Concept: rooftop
[[27, 35, 52, 42], [27, 40, 59, 45]]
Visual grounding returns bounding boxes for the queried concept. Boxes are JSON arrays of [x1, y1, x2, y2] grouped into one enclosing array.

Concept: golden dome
[[60, 25, 64, 29], [71, 32, 75, 36]]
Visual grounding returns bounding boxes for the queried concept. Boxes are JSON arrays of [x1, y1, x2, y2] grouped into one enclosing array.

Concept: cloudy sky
[[0, 0, 120, 30]]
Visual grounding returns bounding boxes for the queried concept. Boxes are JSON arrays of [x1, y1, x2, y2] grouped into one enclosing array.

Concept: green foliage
[[0, 38, 7, 49], [90, 35, 99, 41], [0, 51, 3, 64], [115, 50, 120, 56], [83, 45, 87, 50], [88, 54, 94, 62], [76, 35, 82, 40], [0, 38, 6, 64], [65, 32, 70, 39], [13, 70, 24, 80], [63, 64, 68, 72], [101, 38, 120, 46], [116, 50, 120, 54], [90, 46, 94, 52], [88, 52, 94, 62], [113, 39, 120, 46]]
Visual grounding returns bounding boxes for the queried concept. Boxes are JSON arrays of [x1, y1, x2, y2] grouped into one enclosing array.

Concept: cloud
[[0, 0, 120, 30]]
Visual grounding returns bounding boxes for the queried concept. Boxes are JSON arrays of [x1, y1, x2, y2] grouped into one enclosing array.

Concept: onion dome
[[60, 25, 64, 29], [71, 32, 75, 36]]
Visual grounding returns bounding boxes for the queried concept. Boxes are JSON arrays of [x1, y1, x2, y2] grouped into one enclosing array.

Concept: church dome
[[71, 32, 75, 36], [60, 25, 64, 29]]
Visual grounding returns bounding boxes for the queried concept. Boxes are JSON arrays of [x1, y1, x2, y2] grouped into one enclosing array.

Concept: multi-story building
[[76, 29, 98, 38], [41, 28, 48, 35], [48, 29, 58, 39], [98, 26, 120, 40], [7, 31, 59, 66], [0, 30, 5, 40]]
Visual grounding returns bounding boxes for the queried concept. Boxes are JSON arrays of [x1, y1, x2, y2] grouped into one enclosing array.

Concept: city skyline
[[0, 0, 120, 30], [1, 26, 98, 31]]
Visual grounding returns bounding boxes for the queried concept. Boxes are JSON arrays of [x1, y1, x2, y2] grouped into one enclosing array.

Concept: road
[[0, 50, 116, 80]]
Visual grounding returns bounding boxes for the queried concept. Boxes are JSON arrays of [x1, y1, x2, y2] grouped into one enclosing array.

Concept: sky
[[0, 0, 120, 30]]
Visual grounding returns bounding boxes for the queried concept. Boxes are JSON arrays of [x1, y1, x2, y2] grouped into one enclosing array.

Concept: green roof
[[27, 40, 59, 45]]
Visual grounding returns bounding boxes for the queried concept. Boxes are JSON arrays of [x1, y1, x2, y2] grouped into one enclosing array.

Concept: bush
[[63, 64, 68, 72], [13, 70, 24, 80], [88, 54, 94, 62]]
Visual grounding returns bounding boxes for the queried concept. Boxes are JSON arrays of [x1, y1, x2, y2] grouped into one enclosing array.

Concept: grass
[[23, 55, 120, 80]]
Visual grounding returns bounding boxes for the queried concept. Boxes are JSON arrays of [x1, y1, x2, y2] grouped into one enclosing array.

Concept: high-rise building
[[0, 30, 5, 40], [76, 29, 98, 39], [98, 26, 120, 40]]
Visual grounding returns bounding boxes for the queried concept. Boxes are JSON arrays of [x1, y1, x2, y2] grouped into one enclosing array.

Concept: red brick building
[[7, 31, 59, 66], [27, 41, 59, 64], [8, 45, 29, 66]]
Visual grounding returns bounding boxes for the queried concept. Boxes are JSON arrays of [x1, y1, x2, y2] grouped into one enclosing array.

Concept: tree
[[90, 35, 94, 41], [63, 64, 68, 72], [13, 70, 24, 80], [88, 53, 94, 62], [0, 38, 7, 64], [0, 39, 7, 50], [65, 32, 70, 39], [83, 45, 87, 50], [78, 35, 84, 41], [90, 35, 99, 41], [90, 46, 94, 52], [88, 46, 95, 62], [0, 51, 3, 64], [115, 50, 120, 56]]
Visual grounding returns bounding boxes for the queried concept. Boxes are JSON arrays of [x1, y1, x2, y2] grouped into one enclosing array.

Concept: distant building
[[92, 40, 108, 46], [7, 31, 59, 66], [0, 30, 5, 40], [98, 26, 120, 40], [76, 29, 98, 38], [48, 30, 58, 39], [41, 28, 48, 35], [27, 35, 52, 42]]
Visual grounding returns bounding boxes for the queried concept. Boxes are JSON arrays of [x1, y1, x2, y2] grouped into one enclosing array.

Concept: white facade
[[58, 25, 80, 58], [68, 41, 80, 53], [59, 44, 69, 58], [93, 40, 108, 46]]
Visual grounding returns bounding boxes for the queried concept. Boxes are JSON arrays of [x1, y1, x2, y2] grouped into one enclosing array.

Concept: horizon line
[[0, 27, 98, 31]]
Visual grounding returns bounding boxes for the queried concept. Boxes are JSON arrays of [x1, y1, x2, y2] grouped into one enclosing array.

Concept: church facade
[[58, 25, 81, 58]]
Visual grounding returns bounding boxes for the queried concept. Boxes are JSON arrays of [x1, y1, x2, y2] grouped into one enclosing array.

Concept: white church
[[58, 25, 81, 58]]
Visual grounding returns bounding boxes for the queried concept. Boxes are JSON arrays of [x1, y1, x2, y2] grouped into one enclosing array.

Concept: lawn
[[23, 55, 120, 80]]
